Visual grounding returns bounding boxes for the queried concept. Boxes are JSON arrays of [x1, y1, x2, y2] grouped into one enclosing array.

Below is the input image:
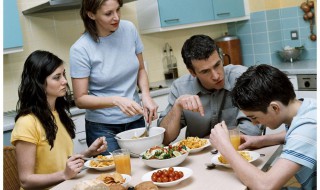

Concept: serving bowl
[[140, 145, 189, 168], [116, 127, 165, 157], [278, 48, 303, 62]]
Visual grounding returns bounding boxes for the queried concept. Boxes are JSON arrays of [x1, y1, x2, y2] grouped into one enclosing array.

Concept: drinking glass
[[112, 149, 131, 175], [229, 126, 240, 150]]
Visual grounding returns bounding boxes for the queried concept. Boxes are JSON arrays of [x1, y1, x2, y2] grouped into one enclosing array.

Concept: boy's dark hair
[[231, 64, 296, 113], [181, 34, 221, 71]]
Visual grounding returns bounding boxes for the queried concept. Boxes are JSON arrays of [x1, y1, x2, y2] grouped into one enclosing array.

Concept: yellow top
[[11, 111, 73, 174]]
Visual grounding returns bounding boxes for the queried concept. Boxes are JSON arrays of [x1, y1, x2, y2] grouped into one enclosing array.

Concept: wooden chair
[[3, 146, 20, 190]]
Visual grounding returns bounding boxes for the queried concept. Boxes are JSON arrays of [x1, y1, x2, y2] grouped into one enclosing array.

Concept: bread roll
[[135, 181, 158, 190]]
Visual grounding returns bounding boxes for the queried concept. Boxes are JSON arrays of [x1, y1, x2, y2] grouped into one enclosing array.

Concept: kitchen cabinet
[[4, 0, 23, 54], [72, 113, 88, 154], [158, 0, 214, 27], [212, 0, 245, 20], [136, 0, 249, 34]]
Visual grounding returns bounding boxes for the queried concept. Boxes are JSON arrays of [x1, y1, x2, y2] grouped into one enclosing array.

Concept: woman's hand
[[63, 154, 84, 180], [113, 97, 144, 116], [86, 136, 107, 157], [141, 95, 159, 123]]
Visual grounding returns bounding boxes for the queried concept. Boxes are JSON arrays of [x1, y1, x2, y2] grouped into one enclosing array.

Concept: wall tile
[[254, 54, 272, 64], [250, 12, 266, 23], [266, 9, 280, 20], [268, 30, 282, 42], [253, 44, 270, 54], [235, 21, 252, 34], [267, 20, 281, 31], [280, 7, 298, 18], [281, 18, 299, 29], [252, 32, 268, 43], [251, 22, 267, 33], [238, 34, 253, 45], [241, 44, 254, 55], [242, 55, 255, 66]]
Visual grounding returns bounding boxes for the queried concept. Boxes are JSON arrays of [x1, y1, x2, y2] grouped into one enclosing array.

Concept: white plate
[[141, 167, 193, 187], [121, 174, 131, 188], [84, 156, 115, 171], [174, 139, 211, 153], [211, 151, 260, 168]]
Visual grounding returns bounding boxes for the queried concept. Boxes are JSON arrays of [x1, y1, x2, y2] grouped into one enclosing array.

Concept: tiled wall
[[227, 6, 317, 67]]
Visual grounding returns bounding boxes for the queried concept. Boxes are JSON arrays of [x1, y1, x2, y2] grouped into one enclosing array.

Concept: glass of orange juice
[[229, 126, 240, 150], [112, 149, 131, 175]]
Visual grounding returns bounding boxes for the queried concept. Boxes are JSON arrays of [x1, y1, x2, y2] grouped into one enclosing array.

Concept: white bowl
[[140, 151, 189, 169], [121, 174, 131, 188], [116, 127, 165, 157], [141, 167, 193, 187]]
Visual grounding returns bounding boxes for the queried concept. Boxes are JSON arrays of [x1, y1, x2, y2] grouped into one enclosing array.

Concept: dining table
[[51, 144, 282, 190]]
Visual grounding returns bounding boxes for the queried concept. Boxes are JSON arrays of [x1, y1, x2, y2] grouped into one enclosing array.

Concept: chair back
[[3, 146, 20, 190]]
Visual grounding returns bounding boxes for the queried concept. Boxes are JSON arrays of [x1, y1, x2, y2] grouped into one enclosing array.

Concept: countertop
[[275, 60, 317, 75], [3, 80, 173, 132]]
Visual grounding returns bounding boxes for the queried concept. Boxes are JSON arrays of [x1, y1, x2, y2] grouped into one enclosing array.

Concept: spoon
[[138, 118, 151, 138], [205, 163, 216, 169]]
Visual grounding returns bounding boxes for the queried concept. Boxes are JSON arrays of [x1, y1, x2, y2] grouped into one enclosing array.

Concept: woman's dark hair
[[15, 50, 75, 149], [231, 64, 296, 113], [181, 34, 220, 71], [80, 0, 123, 43]]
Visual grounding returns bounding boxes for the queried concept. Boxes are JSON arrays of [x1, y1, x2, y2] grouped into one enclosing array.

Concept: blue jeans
[[85, 117, 145, 155]]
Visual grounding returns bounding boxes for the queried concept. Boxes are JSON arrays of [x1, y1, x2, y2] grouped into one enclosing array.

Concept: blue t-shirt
[[280, 98, 317, 189], [70, 20, 144, 124]]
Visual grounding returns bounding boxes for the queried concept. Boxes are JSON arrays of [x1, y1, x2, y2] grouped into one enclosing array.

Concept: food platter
[[211, 151, 260, 168], [83, 155, 115, 171], [173, 138, 211, 153], [141, 167, 193, 187]]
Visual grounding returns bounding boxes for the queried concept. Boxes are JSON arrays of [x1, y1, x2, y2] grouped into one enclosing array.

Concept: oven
[[296, 74, 317, 99]]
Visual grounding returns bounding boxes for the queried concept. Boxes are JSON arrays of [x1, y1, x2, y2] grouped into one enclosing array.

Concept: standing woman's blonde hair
[[80, 0, 123, 42]]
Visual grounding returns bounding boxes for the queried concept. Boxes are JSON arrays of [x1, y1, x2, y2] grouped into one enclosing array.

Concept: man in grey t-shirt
[[158, 35, 264, 145]]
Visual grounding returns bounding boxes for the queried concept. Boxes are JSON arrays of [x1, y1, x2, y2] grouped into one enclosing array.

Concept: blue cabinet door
[[212, 0, 245, 20], [158, 0, 214, 27], [4, 0, 23, 50]]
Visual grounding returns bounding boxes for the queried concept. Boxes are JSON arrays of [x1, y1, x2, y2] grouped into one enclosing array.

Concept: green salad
[[142, 144, 189, 160]]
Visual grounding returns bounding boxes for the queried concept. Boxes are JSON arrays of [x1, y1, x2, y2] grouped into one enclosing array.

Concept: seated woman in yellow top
[[11, 50, 107, 190]]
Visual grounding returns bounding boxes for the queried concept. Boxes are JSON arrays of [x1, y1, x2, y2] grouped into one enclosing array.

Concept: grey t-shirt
[[158, 64, 264, 139]]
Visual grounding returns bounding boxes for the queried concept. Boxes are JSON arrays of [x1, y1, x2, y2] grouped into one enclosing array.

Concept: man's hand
[[176, 94, 204, 116]]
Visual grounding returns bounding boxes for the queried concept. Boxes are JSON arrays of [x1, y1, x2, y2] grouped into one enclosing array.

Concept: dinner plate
[[211, 151, 260, 168], [174, 139, 211, 153], [83, 156, 115, 171], [141, 167, 193, 187]]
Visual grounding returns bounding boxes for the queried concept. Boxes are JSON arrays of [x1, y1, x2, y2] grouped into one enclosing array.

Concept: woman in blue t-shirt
[[70, 0, 158, 153]]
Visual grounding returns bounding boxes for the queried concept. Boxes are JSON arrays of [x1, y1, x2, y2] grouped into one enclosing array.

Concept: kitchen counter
[[3, 80, 173, 132], [275, 60, 317, 75]]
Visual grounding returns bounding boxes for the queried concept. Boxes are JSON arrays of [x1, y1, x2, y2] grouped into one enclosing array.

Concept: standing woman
[[11, 50, 107, 190], [70, 0, 158, 153]]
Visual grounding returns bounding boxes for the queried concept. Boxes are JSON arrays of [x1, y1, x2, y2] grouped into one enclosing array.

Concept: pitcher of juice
[[112, 149, 131, 175], [229, 126, 240, 150]]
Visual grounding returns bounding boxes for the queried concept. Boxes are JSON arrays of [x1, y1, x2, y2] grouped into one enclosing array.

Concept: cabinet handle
[[164, 18, 179, 23], [217, 12, 230, 16], [78, 138, 86, 143]]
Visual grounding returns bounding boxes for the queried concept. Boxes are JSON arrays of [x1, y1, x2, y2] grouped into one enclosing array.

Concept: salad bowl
[[140, 145, 189, 168]]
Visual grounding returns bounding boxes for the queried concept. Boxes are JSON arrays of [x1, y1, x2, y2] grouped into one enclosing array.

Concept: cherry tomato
[[179, 171, 184, 178], [168, 167, 174, 173], [151, 175, 157, 182]]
